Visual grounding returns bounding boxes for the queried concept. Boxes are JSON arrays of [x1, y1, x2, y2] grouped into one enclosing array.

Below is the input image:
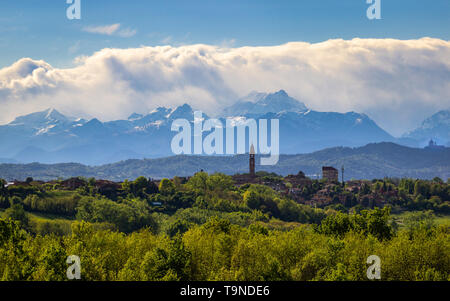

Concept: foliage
[[75, 197, 157, 233], [0, 174, 449, 281], [316, 207, 393, 240]]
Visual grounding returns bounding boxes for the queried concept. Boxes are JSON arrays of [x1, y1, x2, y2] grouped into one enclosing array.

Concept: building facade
[[249, 144, 255, 176], [322, 166, 339, 182]]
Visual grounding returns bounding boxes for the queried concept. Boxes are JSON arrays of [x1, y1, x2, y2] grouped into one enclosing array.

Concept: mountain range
[[0, 142, 448, 181], [0, 90, 448, 165]]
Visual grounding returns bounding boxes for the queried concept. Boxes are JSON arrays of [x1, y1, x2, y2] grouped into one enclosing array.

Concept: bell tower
[[249, 144, 256, 177]]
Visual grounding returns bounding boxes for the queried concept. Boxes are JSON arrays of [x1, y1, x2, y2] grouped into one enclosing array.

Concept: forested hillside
[[0, 143, 448, 181], [0, 173, 449, 281]]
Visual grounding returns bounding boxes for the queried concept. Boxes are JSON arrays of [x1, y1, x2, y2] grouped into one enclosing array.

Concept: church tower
[[249, 144, 256, 176]]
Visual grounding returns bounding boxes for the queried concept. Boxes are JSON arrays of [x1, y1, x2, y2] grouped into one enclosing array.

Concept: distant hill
[[0, 142, 448, 181]]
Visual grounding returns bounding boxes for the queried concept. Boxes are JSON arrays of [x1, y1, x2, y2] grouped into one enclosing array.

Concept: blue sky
[[0, 0, 449, 68]]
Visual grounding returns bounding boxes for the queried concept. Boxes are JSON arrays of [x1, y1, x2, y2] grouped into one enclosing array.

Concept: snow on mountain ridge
[[223, 90, 307, 116], [403, 110, 450, 145]]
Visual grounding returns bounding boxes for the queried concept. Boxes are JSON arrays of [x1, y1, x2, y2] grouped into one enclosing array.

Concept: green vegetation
[[0, 173, 449, 281], [0, 142, 448, 181]]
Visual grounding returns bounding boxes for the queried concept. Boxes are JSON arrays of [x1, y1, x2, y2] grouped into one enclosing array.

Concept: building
[[60, 177, 87, 190], [231, 145, 258, 186], [322, 166, 339, 183], [308, 189, 332, 207], [249, 144, 255, 177], [285, 171, 312, 188], [425, 139, 445, 150]]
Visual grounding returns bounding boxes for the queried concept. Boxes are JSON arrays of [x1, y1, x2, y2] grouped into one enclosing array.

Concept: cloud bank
[[0, 38, 449, 135]]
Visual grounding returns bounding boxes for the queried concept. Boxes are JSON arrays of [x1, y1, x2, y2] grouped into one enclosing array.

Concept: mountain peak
[[87, 118, 102, 124], [44, 108, 67, 121], [150, 107, 170, 114], [223, 90, 307, 116], [128, 113, 144, 121], [169, 104, 194, 119], [275, 89, 288, 97], [422, 110, 450, 128], [403, 109, 450, 146], [9, 108, 70, 126], [177, 103, 193, 111], [240, 91, 268, 103]]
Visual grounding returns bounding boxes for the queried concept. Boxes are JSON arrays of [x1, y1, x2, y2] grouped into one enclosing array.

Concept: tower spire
[[249, 144, 255, 177]]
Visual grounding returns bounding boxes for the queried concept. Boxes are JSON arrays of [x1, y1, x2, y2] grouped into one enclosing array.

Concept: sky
[[0, 0, 449, 136]]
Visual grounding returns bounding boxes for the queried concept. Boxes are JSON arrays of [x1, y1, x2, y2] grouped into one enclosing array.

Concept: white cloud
[[83, 24, 121, 35], [82, 24, 136, 38], [0, 38, 449, 136], [118, 28, 137, 38], [160, 36, 173, 45]]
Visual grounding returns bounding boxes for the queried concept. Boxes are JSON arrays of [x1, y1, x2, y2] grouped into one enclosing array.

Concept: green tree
[[185, 172, 208, 196], [159, 179, 176, 196], [140, 236, 191, 281], [167, 219, 192, 237], [76, 197, 156, 233], [4, 204, 29, 228], [432, 177, 443, 184]]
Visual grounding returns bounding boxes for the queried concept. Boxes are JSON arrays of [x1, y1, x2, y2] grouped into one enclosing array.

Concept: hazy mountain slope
[[403, 110, 450, 146], [261, 110, 395, 153], [1, 143, 448, 181]]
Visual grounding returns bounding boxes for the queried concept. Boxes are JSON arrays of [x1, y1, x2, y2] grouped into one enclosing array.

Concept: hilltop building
[[322, 166, 339, 183], [285, 171, 311, 187], [232, 145, 258, 186], [249, 144, 256, 177], [425, 139, 445, 150]]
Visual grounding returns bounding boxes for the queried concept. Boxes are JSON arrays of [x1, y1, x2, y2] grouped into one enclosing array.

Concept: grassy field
[[27, 211, 75, 221], [1, 208, 74, 235], [0, 208, 73, 221], [391, 212, 450, 228], [434, 214, 450, 226]]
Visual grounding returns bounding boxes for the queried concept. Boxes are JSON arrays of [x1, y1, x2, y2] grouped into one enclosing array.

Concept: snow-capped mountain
[[403, 110, 450, 146], [8, 108, 78, 130], [1, 91, 442, 165], [222, 90, 308, 116], [252, 110, 394, 153], [0, 105, 197, 164]]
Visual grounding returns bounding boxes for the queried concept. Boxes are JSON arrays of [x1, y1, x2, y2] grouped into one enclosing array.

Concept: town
[[3, 149, 448, 217], [1, 148, 448, 281]]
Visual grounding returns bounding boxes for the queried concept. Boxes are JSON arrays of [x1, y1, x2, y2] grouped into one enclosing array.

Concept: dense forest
[[0, 173, 449, 281]]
